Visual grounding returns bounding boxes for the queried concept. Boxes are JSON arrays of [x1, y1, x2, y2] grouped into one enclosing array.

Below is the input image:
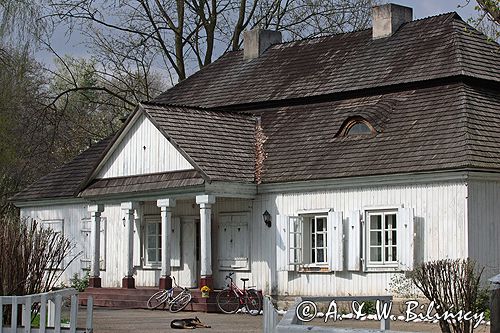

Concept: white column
[[121, 202, 137, 278], [88, 204, 104, 286], [157, 198, 176, 279], [196, 195, 216, 280]]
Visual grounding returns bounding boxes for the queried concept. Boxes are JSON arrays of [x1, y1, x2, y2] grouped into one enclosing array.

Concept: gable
[[97, 113, 193, 178]]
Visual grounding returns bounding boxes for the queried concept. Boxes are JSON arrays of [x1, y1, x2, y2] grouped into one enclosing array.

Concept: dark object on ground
[[170, 317, 211, 329]]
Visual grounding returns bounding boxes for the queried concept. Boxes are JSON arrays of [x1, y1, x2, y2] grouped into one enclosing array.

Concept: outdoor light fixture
[[263, 210, 272, 228]]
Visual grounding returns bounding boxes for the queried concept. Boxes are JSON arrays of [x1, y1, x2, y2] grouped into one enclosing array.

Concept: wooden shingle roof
[[12, 12, 500, 202], [142, 103, 256, 182], [11, 137, 113, 201], [258, 83, 500, 183], [153, 13, 500, 109]]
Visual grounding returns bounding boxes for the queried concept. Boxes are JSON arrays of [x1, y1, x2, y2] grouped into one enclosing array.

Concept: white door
[[176, 217, 197, 288]]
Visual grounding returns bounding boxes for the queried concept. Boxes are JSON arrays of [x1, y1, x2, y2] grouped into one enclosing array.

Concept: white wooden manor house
[[12, 3, 500, 300]]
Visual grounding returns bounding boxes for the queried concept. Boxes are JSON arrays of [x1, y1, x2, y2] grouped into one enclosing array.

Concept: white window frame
[[365, 210, 398, 269], [143, 216, 161, 268], [277, 210, 343, 272], [361, 205, 415, 272], [142, 215, 181, 269], [301, 214, 329, 267]]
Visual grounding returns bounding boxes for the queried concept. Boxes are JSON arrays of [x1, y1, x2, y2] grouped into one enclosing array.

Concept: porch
[[81, 174, 260, 293], [79, 287, 220, 312]]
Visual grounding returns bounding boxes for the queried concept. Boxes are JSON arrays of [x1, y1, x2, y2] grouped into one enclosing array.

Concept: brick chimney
[[372, 3, 413, 39], [243, 29, 282, 60]]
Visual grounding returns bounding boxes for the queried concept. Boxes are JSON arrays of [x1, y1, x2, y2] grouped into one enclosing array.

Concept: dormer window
[[340, 117, 375, 137]]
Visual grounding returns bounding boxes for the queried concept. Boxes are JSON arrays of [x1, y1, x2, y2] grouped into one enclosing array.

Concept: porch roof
[[80, 170, 204, 198]]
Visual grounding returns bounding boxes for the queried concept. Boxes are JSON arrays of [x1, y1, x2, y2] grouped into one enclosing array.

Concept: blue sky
[[37, 0, 478, 66]]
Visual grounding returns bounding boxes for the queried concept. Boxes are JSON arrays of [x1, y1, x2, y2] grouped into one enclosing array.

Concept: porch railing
[[0, 288, 93, 333]]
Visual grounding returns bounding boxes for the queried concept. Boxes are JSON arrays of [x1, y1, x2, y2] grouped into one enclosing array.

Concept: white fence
[[0, 288, 93, 333]]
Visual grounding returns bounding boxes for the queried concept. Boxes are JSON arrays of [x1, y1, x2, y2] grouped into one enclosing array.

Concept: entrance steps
[[79, 287, 220, 312]]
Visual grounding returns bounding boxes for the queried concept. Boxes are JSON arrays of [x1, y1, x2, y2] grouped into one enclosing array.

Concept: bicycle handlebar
[[225, 272, 235, 280]]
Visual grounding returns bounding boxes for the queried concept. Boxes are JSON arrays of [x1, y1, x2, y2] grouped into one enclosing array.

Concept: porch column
[[88, 204, 104, 288], [196, 195, 216, 289], [121, 202, 137, 289], [157, 198, 176, 290]]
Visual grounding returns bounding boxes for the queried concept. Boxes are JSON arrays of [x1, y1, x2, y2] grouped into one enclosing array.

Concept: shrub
[[0, 216, 76, 296], [410, 258, 485, 333]]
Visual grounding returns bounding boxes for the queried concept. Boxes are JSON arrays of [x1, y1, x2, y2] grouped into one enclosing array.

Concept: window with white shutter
[[80, 217, 106, 271], [277, 211, 345, 272], [42, 219, 64, 270], [218, 213, 250, 271], [362, 207, 414, 271]]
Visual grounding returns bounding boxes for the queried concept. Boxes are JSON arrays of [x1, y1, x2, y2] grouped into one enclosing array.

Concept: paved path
[[80, 308, 263, 333]]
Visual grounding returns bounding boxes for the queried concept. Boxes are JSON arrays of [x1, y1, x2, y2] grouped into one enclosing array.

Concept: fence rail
[[0, 288, 93, 333]]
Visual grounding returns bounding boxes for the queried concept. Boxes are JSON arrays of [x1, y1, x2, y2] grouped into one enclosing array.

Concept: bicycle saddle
[[240, 278, 249, 282]]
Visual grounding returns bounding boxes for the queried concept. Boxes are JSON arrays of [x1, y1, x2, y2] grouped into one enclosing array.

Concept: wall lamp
[[263, 210, 272, 228]]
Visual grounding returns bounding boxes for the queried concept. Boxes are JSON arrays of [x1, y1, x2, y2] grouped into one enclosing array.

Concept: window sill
[[219, 266, 250, 272], [299, 265, 330, 273], [364, 265, 400, 273]]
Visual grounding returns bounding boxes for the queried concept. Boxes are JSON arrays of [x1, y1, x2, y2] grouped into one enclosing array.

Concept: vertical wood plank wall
[[20, 180, 473, 295], [467, 180, 500, 280], [97, 113, 193, 178]]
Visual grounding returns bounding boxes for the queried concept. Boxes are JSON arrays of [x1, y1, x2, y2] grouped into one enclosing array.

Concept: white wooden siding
[[19, 180, 471, 296], [467, 179, 500, 279], [97, 113, 193, 178]]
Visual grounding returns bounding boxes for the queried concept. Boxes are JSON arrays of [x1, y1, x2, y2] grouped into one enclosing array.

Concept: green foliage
[[67, 272, 90, 292], [474, 287, 491, 320], [388, 273, 421, 299], [362, 301, 377, 315]]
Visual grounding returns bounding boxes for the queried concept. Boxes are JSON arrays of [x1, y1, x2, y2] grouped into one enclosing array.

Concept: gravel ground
[[78, 308, 263, 333]]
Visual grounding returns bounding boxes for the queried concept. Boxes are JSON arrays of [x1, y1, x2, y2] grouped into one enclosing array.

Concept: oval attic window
[[341, 118, 375, 136]]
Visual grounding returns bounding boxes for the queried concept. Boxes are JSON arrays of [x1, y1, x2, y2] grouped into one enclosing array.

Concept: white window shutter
[[347, 210, 361, 271], [170, 217, 181, 267], [288, 216, 303, 269], [276, 215, 289, 271], [80, 218, 91, 270], [397, 207, 415, 270], [99, 217, 107, 270], [327, 211, 344, 271]]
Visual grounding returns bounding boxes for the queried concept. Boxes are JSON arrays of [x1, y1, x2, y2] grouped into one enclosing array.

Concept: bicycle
[[147, 276, 192, 312], [216, 272, 262, 316]]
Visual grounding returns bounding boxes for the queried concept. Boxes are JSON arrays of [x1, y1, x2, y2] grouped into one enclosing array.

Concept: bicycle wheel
[[147, 290, 169, 310], [216, 289, 240, 314], [169, 290, 192, 313], [245, 289, 262, 316]]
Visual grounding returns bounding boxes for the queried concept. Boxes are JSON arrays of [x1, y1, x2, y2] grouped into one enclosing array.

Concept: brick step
[[79, 288, 222, 312]]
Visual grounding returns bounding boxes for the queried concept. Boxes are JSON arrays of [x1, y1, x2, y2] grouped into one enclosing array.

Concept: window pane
[[147, 249, 157, 262], [147, 236, 157, 248], [317, 249, 324, 263], [370, 231, 382, 245], [385, 246, 397, 261], [348, 122, 371, 135], [370, 215, 382, 229], [385, 214, 396, 229], [316, 218, 326, 232], [311, 249, 316, 263], [317, 234, 324, 247], [370, 247, 382, 262], [147, 223, 156, 234], [311, 234, 315, 246]]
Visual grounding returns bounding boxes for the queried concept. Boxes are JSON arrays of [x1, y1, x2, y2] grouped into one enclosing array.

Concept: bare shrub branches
[[410, 259, 484, 333], [0, 216, 76, 296]]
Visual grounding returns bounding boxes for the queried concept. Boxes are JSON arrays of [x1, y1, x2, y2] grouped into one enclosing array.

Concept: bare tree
[[47, 0, 374, 84]]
